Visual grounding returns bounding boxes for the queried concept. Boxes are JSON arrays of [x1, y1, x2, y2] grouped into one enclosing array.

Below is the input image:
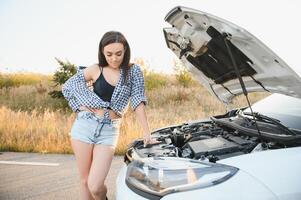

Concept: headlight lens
[[125, 157, 238, 198]]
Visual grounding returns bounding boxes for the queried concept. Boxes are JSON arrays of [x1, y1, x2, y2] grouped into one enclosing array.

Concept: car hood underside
[[163, 6, 301, 104]]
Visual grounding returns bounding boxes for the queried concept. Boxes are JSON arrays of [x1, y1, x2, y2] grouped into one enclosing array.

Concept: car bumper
[[116, 163, 278, 200]]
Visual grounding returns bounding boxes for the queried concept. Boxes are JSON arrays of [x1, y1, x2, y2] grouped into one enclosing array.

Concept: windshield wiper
[[243, 112, 296, 136]]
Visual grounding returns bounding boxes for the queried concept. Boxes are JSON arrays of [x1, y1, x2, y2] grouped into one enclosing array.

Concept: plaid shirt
[[62, 64, 147, 116]]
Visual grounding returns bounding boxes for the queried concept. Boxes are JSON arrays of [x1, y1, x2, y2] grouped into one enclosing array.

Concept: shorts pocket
[[71, 115, 97, 138]]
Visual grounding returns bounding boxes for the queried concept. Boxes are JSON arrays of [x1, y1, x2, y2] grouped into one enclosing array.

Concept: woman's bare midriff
[[79, 106, 121, 119]]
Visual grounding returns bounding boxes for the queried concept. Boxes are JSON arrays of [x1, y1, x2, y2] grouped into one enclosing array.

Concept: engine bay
[[125, 115, 300, 163]]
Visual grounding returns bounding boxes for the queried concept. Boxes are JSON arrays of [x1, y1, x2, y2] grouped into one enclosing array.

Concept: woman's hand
[[134, 103, 160, 147], [143, 133, 161, 147]]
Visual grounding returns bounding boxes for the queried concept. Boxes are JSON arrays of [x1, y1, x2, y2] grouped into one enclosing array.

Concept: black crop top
[[93, 67, 115, 102]]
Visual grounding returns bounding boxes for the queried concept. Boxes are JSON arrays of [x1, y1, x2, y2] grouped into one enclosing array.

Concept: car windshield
[[243, 93, 301, 130]]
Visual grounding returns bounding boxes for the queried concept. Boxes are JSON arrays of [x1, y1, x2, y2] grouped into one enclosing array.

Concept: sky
[[0, 0, 300, 75]]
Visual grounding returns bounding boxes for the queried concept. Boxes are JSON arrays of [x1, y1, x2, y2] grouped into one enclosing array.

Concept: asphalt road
[[0, 152, 124, 200]]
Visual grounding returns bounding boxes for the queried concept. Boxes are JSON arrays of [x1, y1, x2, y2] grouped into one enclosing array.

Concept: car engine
[[125, 117, 294, 163]]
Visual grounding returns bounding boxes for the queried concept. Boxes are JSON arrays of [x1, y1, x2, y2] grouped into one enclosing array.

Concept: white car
[[116, 6, 301, 200]]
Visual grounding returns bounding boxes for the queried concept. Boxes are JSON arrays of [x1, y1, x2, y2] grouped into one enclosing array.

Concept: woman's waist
[[79, 106, 121, 120]]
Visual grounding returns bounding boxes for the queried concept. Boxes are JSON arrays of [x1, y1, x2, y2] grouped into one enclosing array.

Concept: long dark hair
[[98, 31, 131, 84]]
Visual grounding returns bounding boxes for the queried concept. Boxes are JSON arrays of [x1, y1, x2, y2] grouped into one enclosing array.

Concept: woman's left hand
[[143, 133, 161, 147]]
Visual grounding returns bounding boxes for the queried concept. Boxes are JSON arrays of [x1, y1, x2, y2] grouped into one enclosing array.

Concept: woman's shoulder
[[88, 63, 100, 70], [82, 63, 100, 81], [129, 63, 143, 74], [84, 63, 100, 72], [128, 63, 145, 84]]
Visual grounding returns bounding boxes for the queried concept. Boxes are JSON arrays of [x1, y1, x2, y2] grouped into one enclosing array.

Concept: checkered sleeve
[[61, 69, 83, 112], [62, 69, 109, 112], [130, 64, 147, 110]]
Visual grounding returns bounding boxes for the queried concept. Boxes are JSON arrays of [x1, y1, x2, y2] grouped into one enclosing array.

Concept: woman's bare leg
[[88, 144, 115, 200], [71, 139, 94, 200]]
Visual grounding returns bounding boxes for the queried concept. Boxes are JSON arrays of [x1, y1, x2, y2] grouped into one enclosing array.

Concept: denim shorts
[[70, 111, 121, 147]]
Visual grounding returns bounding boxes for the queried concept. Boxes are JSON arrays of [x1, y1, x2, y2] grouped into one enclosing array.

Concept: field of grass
[[0, 72, 52, 89], [0, 71, 268, 155]]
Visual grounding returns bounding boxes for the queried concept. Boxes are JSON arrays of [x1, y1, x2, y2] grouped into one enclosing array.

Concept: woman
[[62, 31, 159, 200]]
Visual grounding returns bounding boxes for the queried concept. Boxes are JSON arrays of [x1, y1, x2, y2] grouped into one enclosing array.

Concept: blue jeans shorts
[[70, 111, 121, 147]]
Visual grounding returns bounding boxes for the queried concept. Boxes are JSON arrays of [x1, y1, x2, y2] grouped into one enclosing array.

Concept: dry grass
[[0, 81, 68, 112], [0, 70, 269, 155], [0, 72, 51, 88], [0, 74, 268, 155], [0, 107, 74, 153]]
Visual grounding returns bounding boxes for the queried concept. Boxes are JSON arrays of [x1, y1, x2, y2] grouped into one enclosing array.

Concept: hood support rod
[[223, 35, 264, 144]]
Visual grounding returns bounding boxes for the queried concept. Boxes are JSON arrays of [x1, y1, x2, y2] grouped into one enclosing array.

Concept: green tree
[[48, 58, 76, 98]]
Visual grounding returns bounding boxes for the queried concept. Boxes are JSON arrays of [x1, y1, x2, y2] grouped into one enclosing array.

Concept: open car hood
[[163, 6, 301, 104]]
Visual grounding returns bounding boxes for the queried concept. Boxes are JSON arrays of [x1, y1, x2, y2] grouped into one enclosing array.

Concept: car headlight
[[125, 157, 238, 199]]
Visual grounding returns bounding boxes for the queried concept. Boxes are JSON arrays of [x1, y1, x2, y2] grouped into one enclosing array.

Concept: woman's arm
[[129, 65, 149, 145], [83, 64, 98, 82], [62, 64, 96, 98], [135, 103, 161, 147], [134, 103, 150, 139], [130, 65, 160, 146], [62, 64, 104, 112]]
